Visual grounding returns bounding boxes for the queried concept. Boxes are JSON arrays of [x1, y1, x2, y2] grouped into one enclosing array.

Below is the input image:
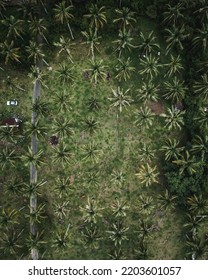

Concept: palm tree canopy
[[108, 86, 133, 112], [53, 1, 74, 25], [138, 54, 161, 79], [161, 106, 185, 131], [54, 35, 75, 62], [115, 57, 135, 81], [1, 15, 24, 39], [113, 7, 136, 30], [135, 163, 159, 187], [134, 106, 155, 129], [0, 40, 20, 64], [163, 76, 187, 103], [137, 80, 159, 104], [194, 74, 208, 102], [165, 54, 184, 77], [138, 31, 160, 55], [84, 4, 107, 31]]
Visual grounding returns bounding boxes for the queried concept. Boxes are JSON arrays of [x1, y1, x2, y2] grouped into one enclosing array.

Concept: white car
[[7, 100, 18, 106]]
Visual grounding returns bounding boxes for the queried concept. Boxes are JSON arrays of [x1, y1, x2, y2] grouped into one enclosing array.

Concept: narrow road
[[30, 34, 43, 260]]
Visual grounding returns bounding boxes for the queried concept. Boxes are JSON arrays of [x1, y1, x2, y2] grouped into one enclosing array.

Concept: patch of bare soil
[[148, 101, 165, 115]]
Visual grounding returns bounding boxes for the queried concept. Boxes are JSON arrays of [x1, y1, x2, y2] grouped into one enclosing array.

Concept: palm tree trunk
[[91, 44, 95, 60], [67, 23, 74, 40]]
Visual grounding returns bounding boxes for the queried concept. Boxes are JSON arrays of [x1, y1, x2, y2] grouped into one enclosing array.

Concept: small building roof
[[0, 118, 20, 127]]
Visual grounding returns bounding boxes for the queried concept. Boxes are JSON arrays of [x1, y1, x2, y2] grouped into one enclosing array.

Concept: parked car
[[7, 100, 18, 106]]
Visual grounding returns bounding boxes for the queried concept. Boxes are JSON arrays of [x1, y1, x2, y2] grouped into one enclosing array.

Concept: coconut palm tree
[[194, 108, 208, 130], [26, 40, 46, 65], [138, 31, 160, 55], [81, 223, 101, 249], [25, 120, 48, 140], [32, 97, 49, 117], [28, 65, 48, 89], [134, 106, 155, 129], [0, 208, 19, 230], [17, 0, 38, 20], [173, 150, 202, 175], [161, 106, 185, 131], [187, 194, 208, 215], [52, 143, 72, 166], [81, 28, 101, 60], [28, 17, 48, 44], [3, 75, 25, 92], [107, 220, 129, 247], [111, 199, 129, 217], [137, 219, 153, 240], [21, 147, 44, 169], [163, 77, 187, 103], [192, 24, 208, 53], [165, 54, 184, 77], [26, 203, 46, 225], [136, 240, 150, 260], [53, 201, 69, 220], [86, 171, 100, 187], [53, 224, 70, 253], [163, 3, 184, 26], [52, 90, 72, 113], [138, 54, 160, 79], [165, 24, 188, 54], [109, 86, 133, 113], [86, 59, 106, 84], [54, 35, 75, 63], [54, 176, 71, 198], [56, 62, 74, 85], [53, 117, 74, 139], [1, 15, 24, 40], [0, 40, 20, 64], [183, 213, 204, 235], [86, 97, 101, 112], [82, 116, 99, 134], [160, 138, 184, 161], [0, 125, 16, 144], [110, 170, 125, 187], [135, 163, 159, 187], [191, 135, 208, 160], [5, 179, 23, 196], [157, 189, 177, 210], [137, 80, 159, 104], [194, 3, 208, 23], [0, 230, 23, 257], [115, 57, 135, 82], [0, 147, 17, 170], [138, 143, 155, 162], [23, 180, 47, 198], [186, 233, 208, 260], [194, 74, 208, 102], [113, 28, 136, 58], [109, 247, 125, 260], [53, 1, 74, 39], [80, 197, 103, 224], [84, 4, 107, 33], [113, 7, 136, 30], [26, 231, 46, 256], [137, 194, 154, 216], [81, 141, 101, 163]]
